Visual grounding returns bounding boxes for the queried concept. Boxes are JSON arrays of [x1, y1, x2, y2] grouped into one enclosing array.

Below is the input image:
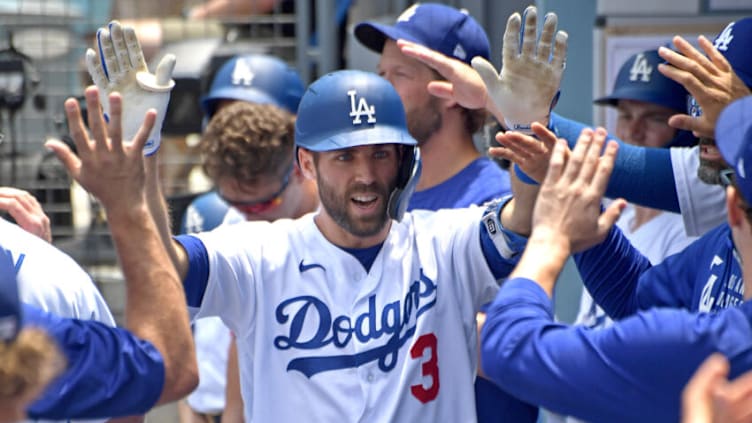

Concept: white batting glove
[[472, 6, 567, 133], [86, 20, 175, 156]]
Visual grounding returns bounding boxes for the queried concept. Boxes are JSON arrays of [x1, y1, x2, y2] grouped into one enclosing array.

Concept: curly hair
[[0, 328, 65, 400], [200, 102, 296, 185]]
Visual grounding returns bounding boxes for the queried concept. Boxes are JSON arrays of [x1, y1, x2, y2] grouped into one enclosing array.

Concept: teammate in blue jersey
[[355, 3, 511, 212], [3, 86, 199, 420], [481, 95, 752, 423]]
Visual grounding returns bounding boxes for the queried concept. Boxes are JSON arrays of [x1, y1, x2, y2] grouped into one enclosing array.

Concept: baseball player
[[9, 86, 199, 420], [573, 48, 699, 332], [354, 3, 512, 211], [480, 96, 752, 422], [88, 57, 542, 420]]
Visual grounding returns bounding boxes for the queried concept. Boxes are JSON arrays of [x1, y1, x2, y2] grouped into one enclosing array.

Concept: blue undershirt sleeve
[[481, 278, 752, 423], [478, 197, 528, 279], [550, 113, 680, 212], [175, 234, 210, 309], [573, 226, 651, 319], [25, 304, 165, 420]]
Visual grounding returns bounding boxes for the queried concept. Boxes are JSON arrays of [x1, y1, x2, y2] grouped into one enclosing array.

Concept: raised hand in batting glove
[[86, 20, 175, 156], [472, 6, 567, 133]]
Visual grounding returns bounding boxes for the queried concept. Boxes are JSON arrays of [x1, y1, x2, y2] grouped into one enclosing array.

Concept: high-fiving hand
[[472, 6, 567, 133], [86, 20, 175, 156]]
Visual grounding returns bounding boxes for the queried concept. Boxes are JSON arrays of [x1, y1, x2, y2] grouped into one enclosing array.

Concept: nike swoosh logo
[[299, 260, 325, 273]]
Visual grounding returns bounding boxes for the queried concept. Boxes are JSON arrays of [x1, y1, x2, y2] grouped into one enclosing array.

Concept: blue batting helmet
[[180, 191, 230, 234], [295, 70, 421, 221], [595, 49, 696, 148], [201, 54, 305, 118]]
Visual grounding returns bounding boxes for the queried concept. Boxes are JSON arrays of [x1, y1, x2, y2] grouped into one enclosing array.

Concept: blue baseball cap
[[713, 18, 752, 89], [0, 245, 21, 342], [201, 54, 305, 118], [354, 3, 490, 65], [716, 95, 752, 203], [595, 49, 688, 113]]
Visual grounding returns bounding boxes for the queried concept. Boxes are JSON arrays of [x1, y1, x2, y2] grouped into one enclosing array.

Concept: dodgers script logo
[[231, 58, 256, 86], [629, 53, 652, 83], [348, 90, 376, 124], [273, 268, 437, 378]]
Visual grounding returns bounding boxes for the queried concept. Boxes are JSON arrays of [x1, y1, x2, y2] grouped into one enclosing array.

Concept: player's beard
[[697, 137, 727, 185], [407, 96, 442, 146], [317, 177, 394, 238]]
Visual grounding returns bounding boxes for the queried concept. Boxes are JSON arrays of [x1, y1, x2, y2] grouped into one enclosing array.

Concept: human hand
[[532, 127, 623, 254], [86, 20, 175, 156], [472, 6, 567, 133], [45, 87, 156, 214], [491, 122, 558, 183], [682, 353, 752, 423], [0, 187, 51, 242], [658, 35, 751, 140], [396, 39, 489, 111]]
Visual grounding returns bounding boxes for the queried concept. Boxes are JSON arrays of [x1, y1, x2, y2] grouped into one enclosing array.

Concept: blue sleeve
[[481, 278, 752, 423], [175, 234, 210, 308], [24, 304, 165, 420], [573, 226, 651, 319], [550, 113, 680, 212]]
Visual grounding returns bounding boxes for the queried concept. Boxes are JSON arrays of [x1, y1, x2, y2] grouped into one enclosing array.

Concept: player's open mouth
[[352, 194, 379, 209]]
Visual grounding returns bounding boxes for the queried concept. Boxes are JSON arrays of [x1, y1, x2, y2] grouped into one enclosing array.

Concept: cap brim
[[354, 22, 422, 54], [302, 124, 417, 152]]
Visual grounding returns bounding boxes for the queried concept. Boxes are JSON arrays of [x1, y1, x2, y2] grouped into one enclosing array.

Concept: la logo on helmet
[[629, 53, 653, 83], [231, 59, 256, 86], [715, 22, 735, 51], [348, 90, 376, 125]]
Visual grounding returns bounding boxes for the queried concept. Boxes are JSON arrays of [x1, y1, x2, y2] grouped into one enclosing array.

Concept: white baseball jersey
[[670, 146, 727, 237], [2, 217, 116, 423], [187, 207, 500, 422]]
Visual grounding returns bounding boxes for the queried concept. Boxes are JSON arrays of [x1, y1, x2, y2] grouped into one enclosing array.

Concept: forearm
[[508, 230, 569, 297], [106, 202, 197, 404], [500, 172, 539, 236], [145, 155, 189, 280], [550, 113, 680, 212]]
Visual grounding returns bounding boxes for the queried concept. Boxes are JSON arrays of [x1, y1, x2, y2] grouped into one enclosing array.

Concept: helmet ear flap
[[387, 146, 422, 221]]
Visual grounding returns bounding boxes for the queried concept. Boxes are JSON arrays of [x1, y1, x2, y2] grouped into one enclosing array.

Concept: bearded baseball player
[[83, 15, 550, 419]]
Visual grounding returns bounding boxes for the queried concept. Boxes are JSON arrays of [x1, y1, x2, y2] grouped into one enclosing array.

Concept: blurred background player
[[178, 53, 317, 423], [573, 48, 699, 331], [354, 3, 511, 211]]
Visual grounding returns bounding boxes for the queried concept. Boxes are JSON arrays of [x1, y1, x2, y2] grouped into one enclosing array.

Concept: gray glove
[[472, 6, 567, 133]]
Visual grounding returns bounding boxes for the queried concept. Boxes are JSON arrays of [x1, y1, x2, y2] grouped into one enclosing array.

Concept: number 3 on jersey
[[410, 333, 439, 403]]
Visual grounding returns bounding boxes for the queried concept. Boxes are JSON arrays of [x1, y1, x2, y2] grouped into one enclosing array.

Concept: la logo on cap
[[232, 59, 256, 86], [348, 90, 376, 125], [397, 3, 419, 22], [629, 53, 653, 82], [715, 22, 735, 51]]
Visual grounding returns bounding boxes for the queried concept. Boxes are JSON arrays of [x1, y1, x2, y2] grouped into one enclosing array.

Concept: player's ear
[[297, 147, 317, 180], [727, 186, 745, 228]]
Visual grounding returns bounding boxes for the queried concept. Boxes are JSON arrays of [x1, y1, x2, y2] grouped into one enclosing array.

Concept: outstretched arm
[[46, 87, 197, 407], [87, 20, 190, 279]]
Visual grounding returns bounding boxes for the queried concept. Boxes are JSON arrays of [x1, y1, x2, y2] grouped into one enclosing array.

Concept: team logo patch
[[714, 22, 734, 51], [231, 58, 256, 86], [629, 53, 652, 82], [348, 90, 376, 125], [397, 4, 419, 22]]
